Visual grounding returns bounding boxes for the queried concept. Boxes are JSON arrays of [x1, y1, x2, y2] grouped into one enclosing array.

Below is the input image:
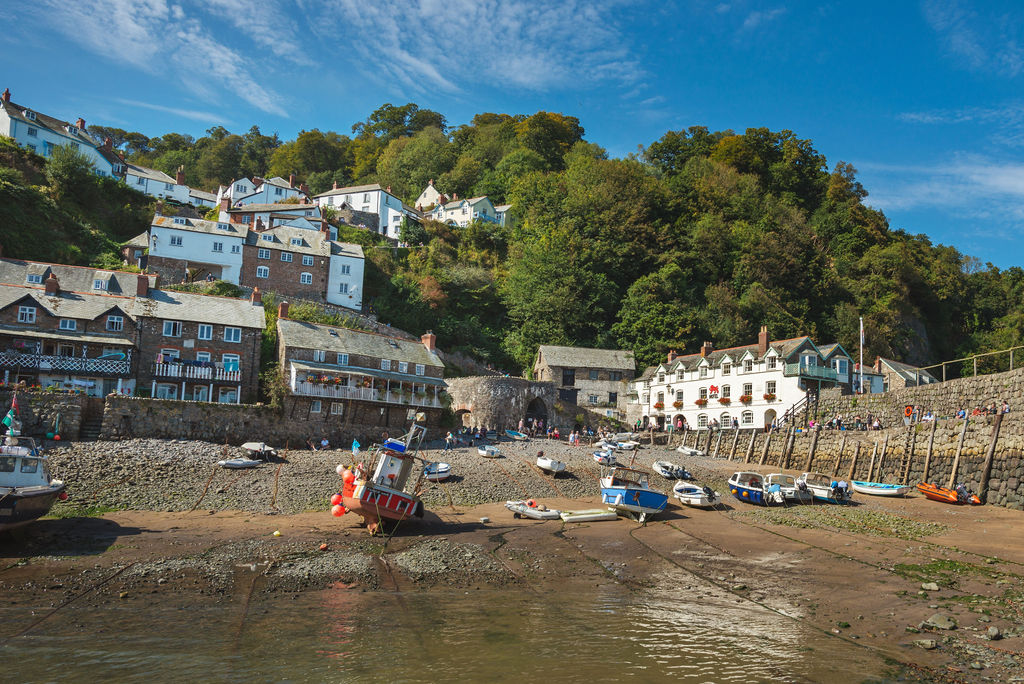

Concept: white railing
[[0, 350, 130, 375], [292, 380, 441, 407], [152, 363, 241, 382]]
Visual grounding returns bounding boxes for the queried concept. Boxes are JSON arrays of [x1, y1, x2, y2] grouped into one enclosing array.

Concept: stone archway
[[764, 408, 777, 430], [525, 397, 547, 421], [454, 408, 473, 428]]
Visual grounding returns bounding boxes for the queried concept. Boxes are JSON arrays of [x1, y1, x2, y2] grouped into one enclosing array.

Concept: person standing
[[443, 431, 453, 453]]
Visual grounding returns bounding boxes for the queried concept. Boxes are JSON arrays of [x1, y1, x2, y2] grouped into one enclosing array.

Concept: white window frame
[[107, 315, 124, 331], [169, 235, 183, 247], [231, 244, 241, 254], [743, 383, 753, 396], [17, 306, 36, 323], [224, 327, 241, 343], [337, 353, 349, 366], [313, 350, 326, 362], [281, 252, 293, 262], [398, 361, 408, 373], [197, 324, 213, 340], [212, 242, 223, 253], [340, 264, 351, 275], [743, 359, 753, 372], [257, 248, 270, 259], [766, 380, 777, 395], [380, 359, 391, 371], [26, 274, 43, 284], [721, 385, 730, 399], [767, 356, 777, 370], [697, 414, 708, 428], [196, 351, 211, 363], [163, 320, 182, 337], [256, 266, 269, 279], [59, 318, 76, 331], [331, 402, 344, 415], [722, 363, 731, 375], [290, 238, 302, 246], [302, 255, 314, 266], [299, 272, 313, 285], [742, 411, 754, 425], [415, 364, 425, 376], [310, 400, 321, 413], [93, 279, 108, 290], [338, 283, 349, 294]]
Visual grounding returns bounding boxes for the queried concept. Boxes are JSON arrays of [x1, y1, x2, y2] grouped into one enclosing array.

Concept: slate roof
[[876, 357, 938, 383], [290, 360, 446, 387], [662, 336, 817, 372], [0, 258, 155, 296], [0, 284, 135, 321], [330, 242, 364, 259], [536, 345, 635, 371], [125, 163, 176, 184], [247, 226, 330, 256], [278, 319, 443, 369], [189, 188, 216, 202], [152, 215, 246, 238], [313, 183, 383, 198], [437, 196, 491, 211], [817, 343, 852, 360], [227, 203, 318, 213], [0, 98, 101, 147], [494, 204, 512, 212], [263, 176, 294, 189]]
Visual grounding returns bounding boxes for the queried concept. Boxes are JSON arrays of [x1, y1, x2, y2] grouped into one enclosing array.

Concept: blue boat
[[505, 429, 528, 441], [600, 466, 668, 522], [728, 471, 768, 505]]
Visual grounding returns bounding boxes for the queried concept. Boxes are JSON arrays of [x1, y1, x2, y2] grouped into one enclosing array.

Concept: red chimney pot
[[44, 273, 59, 296], [278, 301, 289, 319]]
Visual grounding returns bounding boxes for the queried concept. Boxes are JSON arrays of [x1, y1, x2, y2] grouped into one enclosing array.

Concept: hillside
[[4, 105, 1024, 377]]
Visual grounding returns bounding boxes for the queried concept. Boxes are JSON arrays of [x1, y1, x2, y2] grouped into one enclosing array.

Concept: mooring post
[[781, 427, 795, 470], [867, 442, 878, 482], [980, 414, 1004, 504], [922, 419, 938, 483], [729, 427, 741, 461], [947, 418, 970, 489], [758, 428, 773, 465], [877, 435, 889, 480], [713, 430, 723, 459], [804, 427, 820, 471], [744, 430, 757, 464], [832, 432, 847, 477], [901, 427, 916, 485], [848, 442, 861, 481]]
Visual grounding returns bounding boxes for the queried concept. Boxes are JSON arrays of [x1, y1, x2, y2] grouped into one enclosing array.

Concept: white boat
[[765, 473, 813, 504], [615, 440, 640, 451], [797, 472, 853, 504], [0, 408, 65, 531], [559, 508, 618, 523], [611, 432, 640, 442], [423, 462, 451, 482], [596, 440, 617, 451], [652, 460, 691, 480], [505, 429, 529, 441], [536, 455, 566, 474], [478, 445, 501, 458], [676, 445, 705, 458], [673, 481, 720, 508], [240, 442, 276, 460], [506, 500, 561, 519], [218, 458, 262, 469], [593, 450, 616, 466], [851, 481, 912, 497]]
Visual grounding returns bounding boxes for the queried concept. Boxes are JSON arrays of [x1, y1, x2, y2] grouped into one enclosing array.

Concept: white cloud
[[898, 103, 1024, 147], [200, 0, 314, 66], [922, 0, 1024, 78], [740, 7, 786, 31], [301, 0, 645, 95], [115, 98, 229, 124], [34, 0, 289, 116]]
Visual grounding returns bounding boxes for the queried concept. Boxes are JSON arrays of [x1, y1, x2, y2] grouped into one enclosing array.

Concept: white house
[[415, 179, 447, 210], [430, 196, 499, 227], [494, 203, 514, 228], [326, 241, 365, 310], [0, 88, 122, 177], [631, 328, 856, 431], [313, 183, 405, 241], [148, 215, 247, 283], [224, 176, 308, 206], [189, 187, 217, 208], [124, 164, 192, 204]]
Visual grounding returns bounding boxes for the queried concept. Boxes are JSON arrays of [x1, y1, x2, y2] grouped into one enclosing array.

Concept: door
[[193, 386, 209, 402], [561, 369, 575, 386]]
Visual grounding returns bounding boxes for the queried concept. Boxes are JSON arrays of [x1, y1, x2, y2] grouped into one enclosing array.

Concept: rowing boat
[[851, 481, 912, 497]]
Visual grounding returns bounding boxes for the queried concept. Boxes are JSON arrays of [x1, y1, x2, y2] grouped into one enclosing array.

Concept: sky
[[3, 0, 1024, 268]]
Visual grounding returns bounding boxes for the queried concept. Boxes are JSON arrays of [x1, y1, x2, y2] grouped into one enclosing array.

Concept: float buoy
[[342, 470, 355, 484], [330, 493, 343, 506], [331, 505, 345, 517]]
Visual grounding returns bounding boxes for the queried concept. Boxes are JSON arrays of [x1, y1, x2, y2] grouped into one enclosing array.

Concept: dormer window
[[173, 217, 187, 225], [743, 359, 753, 372], [217, 223, 230, 231], [261, 234, 273, 241], [699, 366, 708, 378], [93, 279, 108, 290], [23, 110, 36, 121], [290, 238, 302, 246], [26, 274, 43, 284], [66, 126, 77, 136], [722, 363, 731, 375], [767, 356, 777, 370]]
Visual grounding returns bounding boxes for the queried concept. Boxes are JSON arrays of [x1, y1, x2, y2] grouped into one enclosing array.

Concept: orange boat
[[916, 482, 981, 505]]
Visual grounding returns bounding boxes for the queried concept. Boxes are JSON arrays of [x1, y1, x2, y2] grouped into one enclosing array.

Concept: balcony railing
[[153, 363, 241, 382], [472, 211, 500, 224], [0, 350, 131, 375], [784, 363, 838, 382], [292, 380, 441, 407]]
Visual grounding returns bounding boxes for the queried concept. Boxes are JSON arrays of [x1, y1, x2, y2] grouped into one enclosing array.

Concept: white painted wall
[[149, 223, 245, 283], [326, 252, 364, 310], [0, 108, 116, 176], [125, 169, 191, 203]]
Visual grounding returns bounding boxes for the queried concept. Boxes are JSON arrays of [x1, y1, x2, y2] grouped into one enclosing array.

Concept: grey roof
[[278, 319, 443, 368], [125, 163, 176, 184], [313, 183, 383, 198], [330, 242, 364, 259], [664, 336, 818, 372], [227, 203, 318, 213], [0, 284, 135, 321], [189, 187, 216, 201], [818, 343, 852, 360], [290, 360, 446, 387], [536, 345, 635, 371], [152, 215, 246, 238], [437, 196, 491, 211], [0, 98, 102, 148], [0, 324, 134, 346], [263, 176, 294, 189], [124, 232, 149, 248], [494, 204, 512, 212], [247, 226, 330, 256], [0, 258, 155, 296], [133, 290, 265, 329], [877, 357, 938, 382]]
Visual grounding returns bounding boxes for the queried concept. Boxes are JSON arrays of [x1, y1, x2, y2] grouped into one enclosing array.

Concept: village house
[[146, 214, 247, 284], [218, 175, 310, 207], [631, 328, 859, 431], [0, 88, 124, 177], [123, 164, 216, 208], [494, 203, 515, 229], [312, 183, 406, 241], [223, 199, 321, 228], [276, 309, 446, 429], [430, 195, 499, 228], [414, 179, 446, 210], [874, 356, 938, 391], [532, 345, 636, 419]]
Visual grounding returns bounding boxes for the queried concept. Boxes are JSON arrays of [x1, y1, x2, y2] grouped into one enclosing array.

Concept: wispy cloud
[[898, 103, 1024, 147], [301, 0, 646, 95], [115, 98, 229, 124], [33, 0, 290, 116], [201, 0, 314, 66], [922, 0, 1024, 78], [740, 7, 786, 31]]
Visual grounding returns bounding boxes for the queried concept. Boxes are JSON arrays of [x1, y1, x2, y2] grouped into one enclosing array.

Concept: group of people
[[819, 413, 883, 431], [956, 401, 1010, 419]]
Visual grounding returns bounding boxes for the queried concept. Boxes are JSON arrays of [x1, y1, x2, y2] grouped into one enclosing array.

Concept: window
[[331, 402, 344, 415], [107, 315, 123, 331], [609, 392, 618, 403], [231, 244, 241, 254], [275, 188, 283, 196], [196, 351, 211, 363], [197, 324, 212, 340], [743, 359, 753, 372], [310, 400, 321, 413], [742, 411, 754, 425], [163, 321, 182, 337], [398, 361, 408, 373], [281, 252, 293, 262], [766, 381, 777, 395], [699, 366, 708, 378], [589, 369, 599, 380], [381, 359, 391, 371], [656, 392, 664, 405], [699, 387, 708, 400], [767, 356, 777, 370], [26, 274, 43, 284], [337, 353, 349, 366], [17, 306, 36, 323], [43, 141, 54, 156], [698, 414, 708, 428], [720, 412, 731, 426], [835, 359, 848, 374], [588, 394, 599, 404], [224, 327, 241, 343], [59, 319, 76, 331], [338, 283, 349, 294], [256, 266, 269, 279], [722, 385, 730, 398], [305, 210, 313, 216], [156, 384, 178, 400], [340, 264, 351, 275], [363, 193, 371, 202], [235, 183, 245, 192], [93, 279, 107, 290], [170, 235, 183, 247], [212, 242, 223, 252], [743, 383, 753, 396], [415, 364, 425, 376], [217, 223, 231, 231], [299, 272, 312, 285], [658, 373, 665, 383], [258, 248, 270, 259], [27, 127, 37, 137], [173, 217, 187, 225], [26, 144, 35, 152], [242, 215, 252, 224], [722, 363, 731, 375], [313, 350, 326, 362], [24, 110, 36, 121], [302, 255, 314, 266], [290, 238, 302, 246], [165, 183, 174, 191], [222, 353, 240, 370], [261, 234, 272, 241]]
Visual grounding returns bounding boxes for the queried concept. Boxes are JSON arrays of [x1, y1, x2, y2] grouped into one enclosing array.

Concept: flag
[[352, 439, 361, 455]]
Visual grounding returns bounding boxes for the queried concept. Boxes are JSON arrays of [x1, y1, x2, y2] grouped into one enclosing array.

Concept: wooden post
[[973, 356, 977, 377], [832, 433, 847, 477], [866, 442, 878, 482], [712, 430, 723, 459], [803, 427, 819, 471], [980, 414, 1004, 504], [947, 418, 970, 489], [877, 435, 889, 480], [848, 442, 861, 481], [922, 419, 938, 483], [901, 427, 916, 485], [758, 428, 773, 465], [744, 431, 757, 464], [729, 428, 741, 461], [781, 427, 795, 470]]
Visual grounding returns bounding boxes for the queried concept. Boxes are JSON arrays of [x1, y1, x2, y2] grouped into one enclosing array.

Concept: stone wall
[[817, 366, 1024, 427], [0, 390, 86, 439], [445, 377, 555, 430]]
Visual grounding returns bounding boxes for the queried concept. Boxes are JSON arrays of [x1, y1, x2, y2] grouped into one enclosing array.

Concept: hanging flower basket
[[694, 398, 708, 407], [739, 394, 753, 403], [672, 400, 683, 409], [653, 401, 664, 410], [718, 397, 731, 405], [306, 375, 316, 384], [763, 392, 776, 401]]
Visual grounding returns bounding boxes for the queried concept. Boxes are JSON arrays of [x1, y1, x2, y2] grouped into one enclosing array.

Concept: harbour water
[[2, 580, 892, 682]]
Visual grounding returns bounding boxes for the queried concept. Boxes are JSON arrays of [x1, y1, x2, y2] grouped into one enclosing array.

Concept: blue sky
[[3, 0, 1024, 268]]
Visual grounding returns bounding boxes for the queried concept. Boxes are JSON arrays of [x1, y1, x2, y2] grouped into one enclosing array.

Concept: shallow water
[[2, 580, 890, 683]]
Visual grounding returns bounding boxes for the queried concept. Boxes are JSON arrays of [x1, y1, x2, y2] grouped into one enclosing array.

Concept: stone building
[[276, 310, 446, 429], [874, 356, 938, 391], [532, 345, 636, 419]]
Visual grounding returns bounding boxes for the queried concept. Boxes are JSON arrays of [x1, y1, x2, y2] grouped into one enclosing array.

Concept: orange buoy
[[331, 504, 346, 517], [342, 470, 355, 484], [330, 493, 343, 506]]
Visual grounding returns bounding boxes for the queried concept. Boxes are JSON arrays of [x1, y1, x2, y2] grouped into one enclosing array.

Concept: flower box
[[739, 394, 753, 403], [763, 393, 776, 401], [718, 397, 731, 405], [653, 402, 664, 410], [694, 398, 708, 407], [672, 400, 683, 409]]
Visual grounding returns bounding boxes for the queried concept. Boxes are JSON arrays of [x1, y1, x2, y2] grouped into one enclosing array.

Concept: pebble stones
[[923, 614, 958, 630]]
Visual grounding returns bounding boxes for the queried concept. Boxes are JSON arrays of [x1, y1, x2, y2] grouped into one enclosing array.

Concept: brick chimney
[[250, 286, 261, 304], [386, 185, 392, 193], [452, 192, 458, 200], [75, 117, 86, 130], [700, 341, 713, 358], [289, 173, 296, 188], [136, 273, 149, 297], [332, 181, 338, 190], [421, 331, 436, 352], [44, 273, 59, 295], [757, 325, 769, 357], [277, 301, 289, 319], [428, 178, 434, 187], [175, 166, 185, 185], [667, 349, 678, 364], [299, 182, 309, 195], [219, 196, 230, 213], [1, 88, 9, 103], [255, 216, 265, 231], [874, 357, 882, 373], [101, 137, 113, 152]]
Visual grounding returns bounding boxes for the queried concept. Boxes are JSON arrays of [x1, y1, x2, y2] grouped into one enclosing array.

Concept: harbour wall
[[0, 390, 85, 440]]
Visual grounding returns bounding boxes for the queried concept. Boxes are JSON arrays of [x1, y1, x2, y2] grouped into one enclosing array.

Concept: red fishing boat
[[332, 418, 428, 534], [916, 482, 981, 505]]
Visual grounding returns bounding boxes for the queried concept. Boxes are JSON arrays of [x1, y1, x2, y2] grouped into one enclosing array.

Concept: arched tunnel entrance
[[525, 397, 547, 428], [454, 408, 473, 428]]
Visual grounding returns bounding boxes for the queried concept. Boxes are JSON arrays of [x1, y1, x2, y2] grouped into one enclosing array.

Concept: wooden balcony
[[0, 350, 131, 376], [152, 362, 241, 382]]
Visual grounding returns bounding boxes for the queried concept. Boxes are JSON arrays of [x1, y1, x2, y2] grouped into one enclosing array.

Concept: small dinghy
[[917, 482, 981, 505], [506, 500, 561, 519], [559, 508, 618, 523], [536, 453, 566, 474], [505, 429, 529, 441], [218, 458, 261, 469], [478, 445, 502, 458], [601, 466, 669, 522], [797, 472, 853, 504], [652, 460, 692, 480], [611, 432, 640, 442], [615, 441, 640, 451], [676, 445, 705, 458], [240, 442, 276, 460], [852, 481, 912, 497], [423, 462, 452, 482], [765, 473, 813, 504], [673, 481, 720, 508], [728, 471, 767, 505], [593, 450, 616, 466]]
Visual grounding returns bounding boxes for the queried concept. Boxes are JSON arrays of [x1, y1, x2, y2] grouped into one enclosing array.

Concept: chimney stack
[[277, 301, 289, 319], [250, 286, 262, 304], [219, 196, 230, 213], [757, 325, 769, 357], [700, 341, 713, 358], [289, 173, 296, 188], [255, 216, 265, 232], [75, 117, 86, 130], [386, 185, 392, 193], [136, 273, 149, 297], [332, 180, 338, 190], [1, 88, 9, 103], [299, 182, 309, 196], [44, 273, 59, 295], [452, 192, 458, 200], [666, 350, 678, 364], [175, 166, 185, 185], [874, 357, 882, 373], [102, 136, 113, 151], [421, 331, 437, 352]]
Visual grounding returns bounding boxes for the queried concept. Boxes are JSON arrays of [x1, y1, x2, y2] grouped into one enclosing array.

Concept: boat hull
[[600, 486, 668, 519], [729, 483, 765, 505], [0, 484, 65, 532], [505, 430, 528, 441], [342, 482, 423, 534], [916, 483, 981, 505], [852, 481, 912, 497], [537, 458, 565, 474], [505, 501, 561, 519], [805, 485, 852, 504], [673, 483, 719, 508]]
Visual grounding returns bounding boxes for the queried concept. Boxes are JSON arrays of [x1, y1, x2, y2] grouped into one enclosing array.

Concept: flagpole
[[859, 317, 864, 394]]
